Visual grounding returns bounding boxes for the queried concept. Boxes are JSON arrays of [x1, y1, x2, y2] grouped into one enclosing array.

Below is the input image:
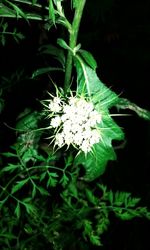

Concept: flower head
[[45, 93, 102, 154]]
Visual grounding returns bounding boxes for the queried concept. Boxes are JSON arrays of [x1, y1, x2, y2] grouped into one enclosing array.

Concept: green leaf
[[113, 191, 128, 206], [68, 181, 78, 198], [75, 56, 119, 107], [11, 178, 28, 194], [0, 197, 8, 209], [47, 173, 58, 187], [74, 57, 124, 181], [31, 184, 37, 198], [108, 190, 113, 205], [0, 233, 17, 240], [57, 38, 71, 51], [21, 147, 38, 163], [49, 0, 56, 25], [32, 67, 63, 78], [15, 32, 25, 41], [72, 0, 79, 8], [85, 189, 98, 205], [14, 202, 21, 219], [116, 98, 150, 120], [23, 202, 36, 214], [16, 110, 40, 131], [78, 49, 97, 70], [60, 174, 69, 187], [126, 197, 141, 208], [6, 1, 28, 20], [116, 211, 137, 220], [83, 219, 92, 237], [40, 172, 47, 182], [37, 186, 49, 196], [2, 163, 21, 173], [90, 234, 102, 246], [24, 224, 33, 234], [39, 44, 65, 67], [2, 152, 17, 157], [74, 116, 123, 181], [32, 0, 38, 4], [96, 216, 109, 235]]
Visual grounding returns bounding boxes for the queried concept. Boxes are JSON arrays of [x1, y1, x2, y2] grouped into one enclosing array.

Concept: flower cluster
[[47, 95, 102, 153]]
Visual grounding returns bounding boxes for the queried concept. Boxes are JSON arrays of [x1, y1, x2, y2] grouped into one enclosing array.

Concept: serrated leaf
[[97, 184, 107, 194], [78, 49, 97, 70], [75, 56, 119, 108], [11, 178, 28, 194], [37, 186, 49, 196], [74, 119, 123, 181], [60, 174, 69, 187], [85, 189, 98, 205], [2, 163, 21, 173], [116, 211, 137, 220], [74, 57, 124, 181], [47, 174, 58, 187], [126, 197, 141, 208], [90, 234, 102, 246], [16, 110, 40, 131], [14, 202, 21, 219], [96, 216, 109, 235], [23, 203, 36, 214], [21, 148, 38, 163], [114, 191, 126, 206], [83, 220, 92, 237], [15, 32, 25, 40], [49, 172, 59, 178]]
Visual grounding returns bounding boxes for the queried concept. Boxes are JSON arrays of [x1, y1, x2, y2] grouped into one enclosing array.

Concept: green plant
[[0, 1, 150, 249]]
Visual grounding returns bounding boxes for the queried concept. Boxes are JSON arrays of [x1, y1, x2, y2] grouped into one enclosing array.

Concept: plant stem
[[64, 0, 86, 94]]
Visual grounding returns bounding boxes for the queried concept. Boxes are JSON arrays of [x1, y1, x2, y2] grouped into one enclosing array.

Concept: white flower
[[63, 120, 73, 133], [64, 131, 74, 146], [48, 97, 62, 113], [47, 94, 102, 153], [50, 116, 62, 128], [55, 132, 64, 147], [68, 97, 77, 106], [80, 139, 92, 153], [73, 132, 84, 146], [90, 129, 101, 144], [53, 97, 62, 104], [88, 110, 102, 126], [82, 128, 93, 140]]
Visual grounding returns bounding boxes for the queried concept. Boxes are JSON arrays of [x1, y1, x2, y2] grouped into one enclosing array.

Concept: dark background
[[1, 0, 150, 249]]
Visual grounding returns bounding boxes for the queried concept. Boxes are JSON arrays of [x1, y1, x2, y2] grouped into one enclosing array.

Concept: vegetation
[[0, 0, 150, 249]]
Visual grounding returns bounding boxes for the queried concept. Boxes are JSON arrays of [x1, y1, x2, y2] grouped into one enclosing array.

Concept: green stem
[[64, 0, 86, 94]]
